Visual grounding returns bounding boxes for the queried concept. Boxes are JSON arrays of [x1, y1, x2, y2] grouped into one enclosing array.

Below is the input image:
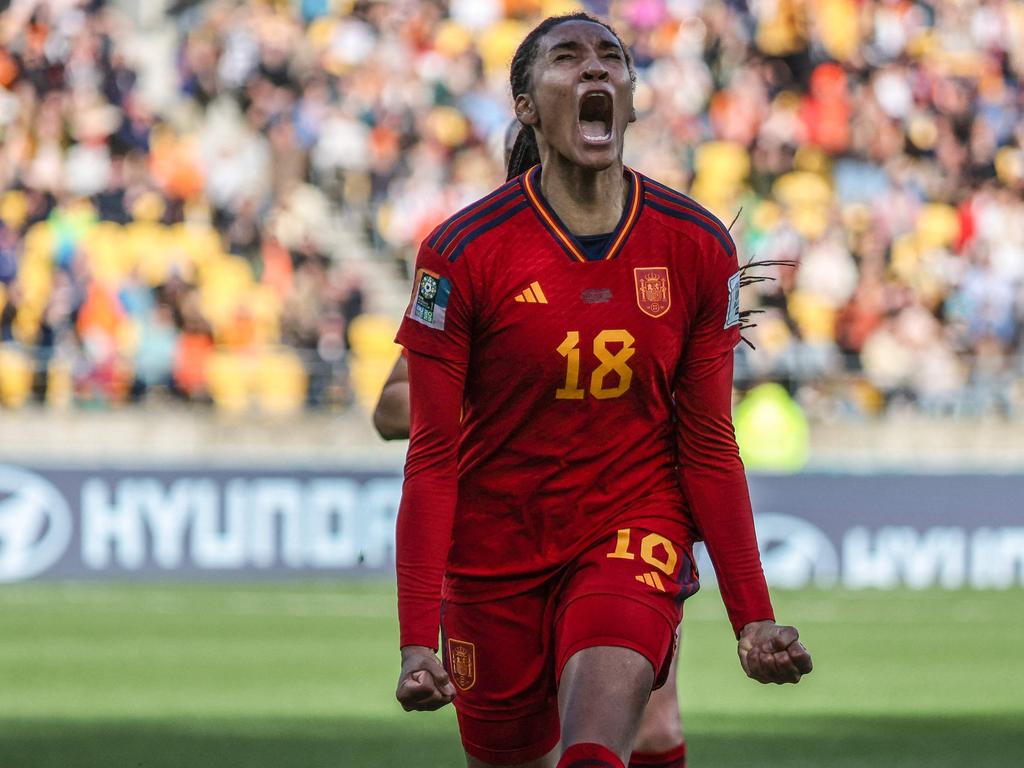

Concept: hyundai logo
[[756, 513, 839, 588], [0, 465, 72, 582]]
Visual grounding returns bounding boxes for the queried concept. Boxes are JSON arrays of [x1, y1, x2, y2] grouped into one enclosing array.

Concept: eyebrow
[[548, 39, 622, 55], [548, 41, 580, 54]]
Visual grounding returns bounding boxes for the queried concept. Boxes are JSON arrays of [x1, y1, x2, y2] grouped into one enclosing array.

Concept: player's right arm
[[392, 242, 473, 711], [372, 352, 410, 440]]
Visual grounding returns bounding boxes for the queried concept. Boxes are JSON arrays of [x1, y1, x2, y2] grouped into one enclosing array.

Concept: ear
[[629, 105, 637, 123], [515, 94, 539, 128]]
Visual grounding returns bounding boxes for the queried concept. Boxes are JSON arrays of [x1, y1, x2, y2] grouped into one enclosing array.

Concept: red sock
[[557, 742, 624, 768], [629, 741, 687, 768]]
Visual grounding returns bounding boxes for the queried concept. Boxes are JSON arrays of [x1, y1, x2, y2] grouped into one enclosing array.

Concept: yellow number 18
[[556, 329, 635, 400]]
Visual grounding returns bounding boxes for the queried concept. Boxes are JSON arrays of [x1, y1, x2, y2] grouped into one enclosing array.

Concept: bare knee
[[558, 646, 656, 762]]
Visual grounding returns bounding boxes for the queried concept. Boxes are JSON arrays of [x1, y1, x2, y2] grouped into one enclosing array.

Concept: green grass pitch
[[1, 582, 1021, 767]]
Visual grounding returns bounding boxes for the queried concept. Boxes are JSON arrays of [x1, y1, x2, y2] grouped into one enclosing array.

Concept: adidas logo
[[513, 281, 548, 304], [635, 571, 666, 592]]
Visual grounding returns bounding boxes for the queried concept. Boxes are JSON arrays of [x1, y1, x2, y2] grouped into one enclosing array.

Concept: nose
[[581, 56, 609, 82]]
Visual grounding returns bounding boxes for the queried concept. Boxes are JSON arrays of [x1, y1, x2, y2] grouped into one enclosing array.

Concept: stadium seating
[[0, 1, 1020, 418]]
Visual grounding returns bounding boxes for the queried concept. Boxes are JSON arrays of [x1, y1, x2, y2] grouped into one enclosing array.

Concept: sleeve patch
[[724, 270, 741, 329], [409, 268, 452, 331]]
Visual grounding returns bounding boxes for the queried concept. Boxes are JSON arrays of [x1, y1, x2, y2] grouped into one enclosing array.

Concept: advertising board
[[1, 464, 1021, 589]]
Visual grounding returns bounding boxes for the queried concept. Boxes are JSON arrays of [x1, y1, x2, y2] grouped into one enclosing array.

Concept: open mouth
[[578, 91, 613, 143]]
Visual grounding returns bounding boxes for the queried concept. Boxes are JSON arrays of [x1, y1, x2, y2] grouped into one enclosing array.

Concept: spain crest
[[447, 638, 476, 691], [634, 267, 671, 318]]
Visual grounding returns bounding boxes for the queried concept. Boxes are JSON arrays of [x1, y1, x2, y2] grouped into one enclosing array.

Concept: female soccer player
[[393, 13, 812, 768]]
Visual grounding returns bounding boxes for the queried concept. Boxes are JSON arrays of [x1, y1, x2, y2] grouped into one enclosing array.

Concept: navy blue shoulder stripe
[[645, 197, 735, 256], [427, 179, 519, 249], [435, 186, 524, 254], [427, 180, 521, 251], [447, 200, 529, 263], [643, 179, 735, 253]]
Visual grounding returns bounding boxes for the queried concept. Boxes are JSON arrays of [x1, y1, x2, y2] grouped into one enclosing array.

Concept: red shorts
[[440, 519, 699, 765]]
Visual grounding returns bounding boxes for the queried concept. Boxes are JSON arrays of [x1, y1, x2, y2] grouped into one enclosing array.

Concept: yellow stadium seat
[[206, 351, 251, 414], [787, 291, 837, 343], [350, 356, 398, 411], [46, 358, 73, 409], [434, 20, 473, 57], [347, 314, 399, 358], [81, 221, 130, 287], [0, 190, 28, 229], [916, 203, 960, 249], [0, 346, 34, 408], [12, 307, 42, 345], [695, 141, 751, 184], [772, 170, 834, 240], [256, 348, 307, 416], [21, 221, 55, 261], [249, 285, 283, 345], [478, 19, 529, 74], [347, 314, 401, 410]]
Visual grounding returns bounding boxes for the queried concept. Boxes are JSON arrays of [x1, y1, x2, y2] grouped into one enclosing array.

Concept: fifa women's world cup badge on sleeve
[[410, 268, 452, 331], [447, 638, 476, 691], [634, 267, 671, 318]]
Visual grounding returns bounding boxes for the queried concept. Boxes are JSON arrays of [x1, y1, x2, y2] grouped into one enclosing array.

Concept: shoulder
[[638, 173, 737, 260], [423, 176, 530, 264]]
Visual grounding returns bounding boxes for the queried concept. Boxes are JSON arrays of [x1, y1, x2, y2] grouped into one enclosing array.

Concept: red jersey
[[396, 165, 773, 647]]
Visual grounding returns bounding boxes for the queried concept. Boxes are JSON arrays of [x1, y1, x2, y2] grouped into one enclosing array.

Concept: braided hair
[[506, 13, 636, 181]]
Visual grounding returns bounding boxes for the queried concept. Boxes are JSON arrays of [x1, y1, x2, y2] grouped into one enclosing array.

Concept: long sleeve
[[675, 244, 774, 637], [394, 241, 474, 649], [395, 349, 466, 649]]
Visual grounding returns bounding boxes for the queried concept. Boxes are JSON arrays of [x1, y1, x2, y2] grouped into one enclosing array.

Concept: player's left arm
[[673, 236, 812, 685]]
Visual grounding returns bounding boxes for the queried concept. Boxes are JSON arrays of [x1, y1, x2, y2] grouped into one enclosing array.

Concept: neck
[[538, 155, 626, 236]]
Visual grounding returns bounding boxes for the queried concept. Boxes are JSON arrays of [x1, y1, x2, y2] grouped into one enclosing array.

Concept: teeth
[[580, 121, 611, 141]]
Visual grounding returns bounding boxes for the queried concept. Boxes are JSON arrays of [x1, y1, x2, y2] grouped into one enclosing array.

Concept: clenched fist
[[738, 621, 813, 684], [396, 645, 457, 711]]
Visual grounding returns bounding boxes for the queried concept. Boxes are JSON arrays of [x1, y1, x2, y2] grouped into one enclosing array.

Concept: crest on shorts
[[634, 267, 671, 318], [447, 638, 476, 691]]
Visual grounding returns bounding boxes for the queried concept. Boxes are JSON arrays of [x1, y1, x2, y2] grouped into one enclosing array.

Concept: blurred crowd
[[1, 0, 1023, 418], [0, 0, 368, 412]]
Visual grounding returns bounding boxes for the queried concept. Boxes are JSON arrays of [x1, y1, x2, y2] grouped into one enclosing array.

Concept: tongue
[[580, 120, 608, 139]]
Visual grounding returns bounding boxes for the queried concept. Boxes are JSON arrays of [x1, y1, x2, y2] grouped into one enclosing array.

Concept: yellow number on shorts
[[606, 528, 678, 576], [640, 533, 678, 576], [556, 329, 635, 400], [606, 528, 635, 560]]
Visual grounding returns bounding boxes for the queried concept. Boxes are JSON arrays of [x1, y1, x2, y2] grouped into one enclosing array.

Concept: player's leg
[[553, 521, 699, 768], [556, 644, 655, 765], [629, 643, 687, 768]]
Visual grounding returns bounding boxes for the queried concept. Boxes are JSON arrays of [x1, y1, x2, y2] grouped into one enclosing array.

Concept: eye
[[604, 52, 622, 60], [554, 53, 575, 62]]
